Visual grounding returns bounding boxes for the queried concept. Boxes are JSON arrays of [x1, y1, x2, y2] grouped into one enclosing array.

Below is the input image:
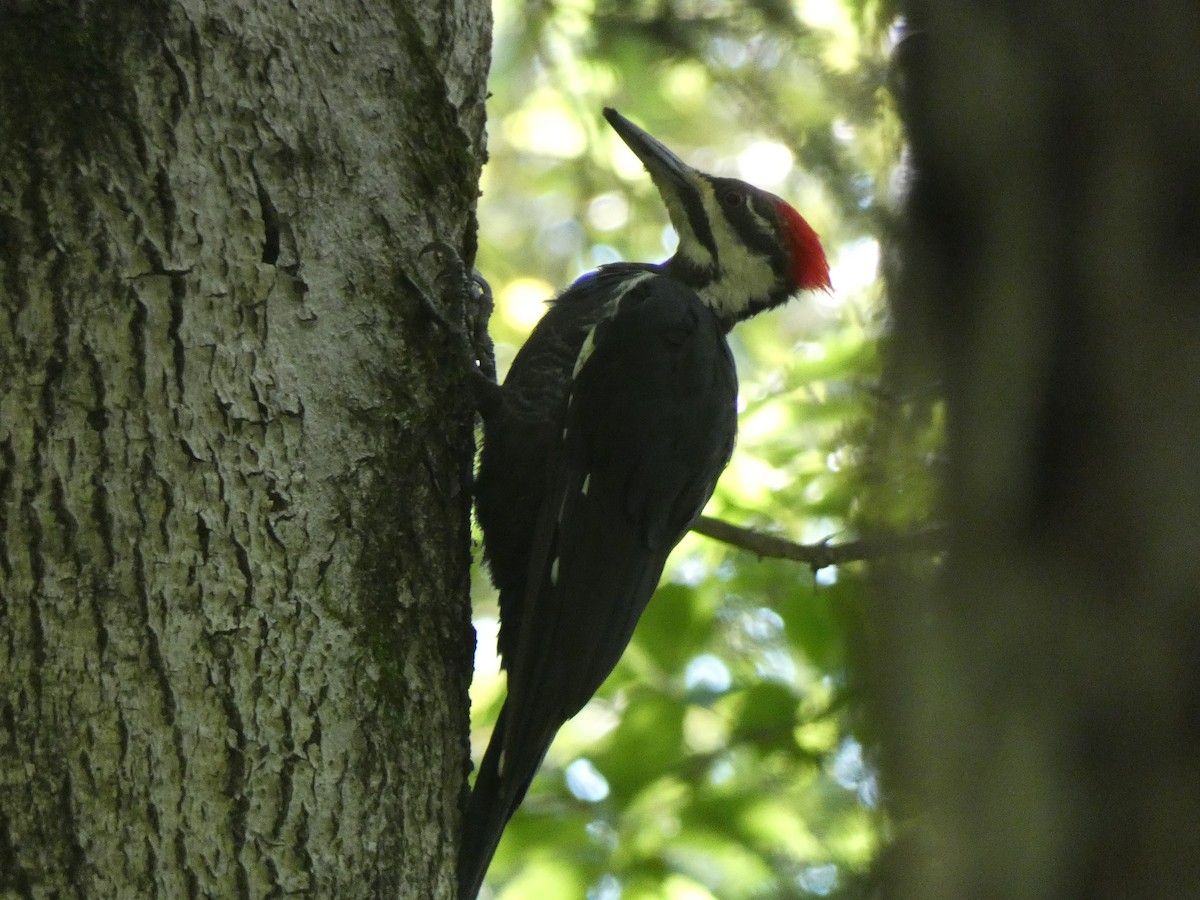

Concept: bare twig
[[691, 516, 947, 571]]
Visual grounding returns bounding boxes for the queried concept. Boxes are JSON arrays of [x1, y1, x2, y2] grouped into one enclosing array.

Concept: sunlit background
[[469, 0, 909, 896]]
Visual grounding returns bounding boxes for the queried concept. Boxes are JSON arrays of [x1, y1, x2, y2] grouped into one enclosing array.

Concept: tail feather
[[458, 705, 552, 900]]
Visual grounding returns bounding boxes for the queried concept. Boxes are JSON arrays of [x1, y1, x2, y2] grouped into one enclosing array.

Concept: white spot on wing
[[550, 557, 560, 585], [581, 473, 591, 496]]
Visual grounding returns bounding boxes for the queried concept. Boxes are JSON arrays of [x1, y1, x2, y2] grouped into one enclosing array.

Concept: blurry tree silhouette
[[881, 3, 1200, 898]]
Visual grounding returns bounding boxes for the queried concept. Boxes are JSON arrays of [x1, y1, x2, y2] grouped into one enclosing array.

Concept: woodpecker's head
[[604, 107, 831, 327]]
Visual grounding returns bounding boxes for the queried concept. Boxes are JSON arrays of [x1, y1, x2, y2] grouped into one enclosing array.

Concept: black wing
[[505, 274, 737, 729], [459, 273, 737, 898], [475, 262, 658, 666]]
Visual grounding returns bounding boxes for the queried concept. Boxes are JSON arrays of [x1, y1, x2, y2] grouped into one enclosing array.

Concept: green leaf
[[635, 581, 715, 675], [730, 682, 800, 747], [598, 690, 687, 797]]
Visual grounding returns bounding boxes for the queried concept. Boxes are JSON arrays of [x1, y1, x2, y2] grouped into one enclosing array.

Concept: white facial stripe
[[745, 204, 774, 236], [661, 188, 713, 270], [695, 187, 779, 318]]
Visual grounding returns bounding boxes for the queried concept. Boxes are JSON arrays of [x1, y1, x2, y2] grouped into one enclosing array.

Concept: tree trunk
[[881, 3, 1200, 898], [0, 1, 489, 896]]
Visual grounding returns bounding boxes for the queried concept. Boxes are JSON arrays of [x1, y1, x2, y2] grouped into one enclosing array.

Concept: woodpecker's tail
[[457, 704, 549, 900]]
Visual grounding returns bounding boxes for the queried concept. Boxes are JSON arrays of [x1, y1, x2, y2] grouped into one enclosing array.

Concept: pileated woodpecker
[[460, 108, 831, 898]]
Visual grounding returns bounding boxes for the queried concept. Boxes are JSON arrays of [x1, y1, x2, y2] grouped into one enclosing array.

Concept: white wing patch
[[570, 271, 655, 379], [572, 327, 600, 379]]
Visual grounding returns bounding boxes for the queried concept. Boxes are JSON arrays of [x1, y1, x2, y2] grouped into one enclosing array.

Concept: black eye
[[722, 189, 745, 207]]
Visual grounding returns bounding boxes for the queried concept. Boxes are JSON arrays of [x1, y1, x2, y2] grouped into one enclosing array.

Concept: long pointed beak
[[603, 108, 695, 190]]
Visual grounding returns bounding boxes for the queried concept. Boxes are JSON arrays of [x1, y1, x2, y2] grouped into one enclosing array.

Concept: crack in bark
[[167, 274, 186, 399], [0, 437, 15, 582], [22, 470, 47, 672], [252, 167, 280, 266], [217, 659, 251, 900], [84, 348, 116, 568]]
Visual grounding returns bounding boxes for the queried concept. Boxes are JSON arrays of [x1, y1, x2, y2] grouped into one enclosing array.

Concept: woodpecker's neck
[[660, 254, 780, 331]]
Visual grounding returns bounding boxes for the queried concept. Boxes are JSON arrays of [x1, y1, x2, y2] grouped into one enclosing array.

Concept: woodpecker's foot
[[412, 244, 461, 333], [466, 270, 497, 384], [420, 241, 497, 384]]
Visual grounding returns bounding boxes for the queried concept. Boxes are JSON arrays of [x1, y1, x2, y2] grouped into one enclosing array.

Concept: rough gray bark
[[880, 4, 1200, 898], [0, 1, 489, 896]]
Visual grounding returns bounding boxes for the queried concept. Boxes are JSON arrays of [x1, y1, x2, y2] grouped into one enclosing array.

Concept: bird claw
[[416, 241, 466, 331], [419, 241, 498, 386]]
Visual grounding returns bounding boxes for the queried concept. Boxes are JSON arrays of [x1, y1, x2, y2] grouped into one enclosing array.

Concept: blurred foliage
[[469, 0, 929, 897]]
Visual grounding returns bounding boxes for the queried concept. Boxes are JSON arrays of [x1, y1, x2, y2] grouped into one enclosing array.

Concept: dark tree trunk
[[0, 1, 489, 896], [879, 3, 1200, 898]]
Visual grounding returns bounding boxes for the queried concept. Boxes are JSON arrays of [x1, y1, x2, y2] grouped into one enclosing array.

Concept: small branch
[[691, 516, 947, 571]]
